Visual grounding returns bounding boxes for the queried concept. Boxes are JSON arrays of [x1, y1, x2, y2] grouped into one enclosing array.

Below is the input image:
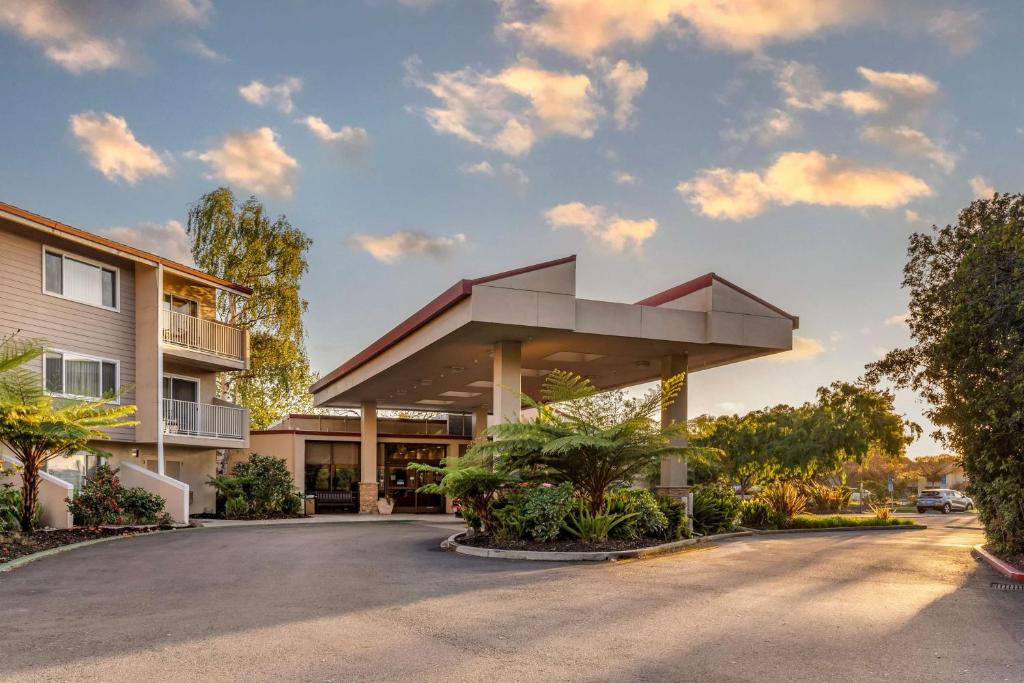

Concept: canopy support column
[[657, 354, 690, 509], [492, 341, 521, 424], [359, 400, 378, 514]]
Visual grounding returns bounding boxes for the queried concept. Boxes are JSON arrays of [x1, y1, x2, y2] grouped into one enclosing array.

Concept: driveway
[[1, 515, 1021, 682]]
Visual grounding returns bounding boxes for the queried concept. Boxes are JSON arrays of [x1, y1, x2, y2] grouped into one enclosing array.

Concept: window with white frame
[[44, 352, 119, 401], [43, 249, 118, 309]]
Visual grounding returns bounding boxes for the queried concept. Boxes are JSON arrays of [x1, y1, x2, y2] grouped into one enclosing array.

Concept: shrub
[[409, 457, 516, 533], [606, 488, 669, 539], [787, 514, 912, 529], [739, 499, 779, 529], [225, 496, 249, 520], [758, 481, 808, 520], [208, 453, 302, 519], [691, 484, 741, 534], [66, 465, 167, 526], [656, 495, 691, 541], [520, 483, 574, 542], [803, 481, 852, 513], [492, 500, 528, 541], [562, 501, 637, 543], [868, 501, 893, 520], [1, 483, 22, 531]]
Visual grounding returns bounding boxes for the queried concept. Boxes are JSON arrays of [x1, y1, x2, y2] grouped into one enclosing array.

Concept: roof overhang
[[313, 256, 799, 412], [0, 201, 252, 296]]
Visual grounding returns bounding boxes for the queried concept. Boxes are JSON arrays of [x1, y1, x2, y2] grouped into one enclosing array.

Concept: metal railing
[[162, 398, 245, 440], [161, 309, 244, 360]]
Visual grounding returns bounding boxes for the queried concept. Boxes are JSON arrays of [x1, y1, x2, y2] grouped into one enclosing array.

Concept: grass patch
[[786, 515, 915, 529]]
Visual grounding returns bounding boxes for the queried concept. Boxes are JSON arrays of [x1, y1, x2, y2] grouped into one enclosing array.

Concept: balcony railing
[[162, 398, 245, 440], [161, 309, 244, 360]]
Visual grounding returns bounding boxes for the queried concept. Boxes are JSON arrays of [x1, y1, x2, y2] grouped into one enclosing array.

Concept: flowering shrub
[[208, 453, 302, 519], [66, 465, 167, 526]]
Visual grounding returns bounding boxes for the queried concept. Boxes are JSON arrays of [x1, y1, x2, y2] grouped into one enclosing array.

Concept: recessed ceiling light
[[440, 391, 482, 398], [416, 399, 454, 405], [544, 352, 604, 363], [467, 380, 493, 388]]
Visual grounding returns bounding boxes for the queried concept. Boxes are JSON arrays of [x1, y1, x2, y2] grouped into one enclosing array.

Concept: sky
[[3, 0, 1023, 456]]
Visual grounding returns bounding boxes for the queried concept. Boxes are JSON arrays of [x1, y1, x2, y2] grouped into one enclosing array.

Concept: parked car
[[916, 489, 973, 514]]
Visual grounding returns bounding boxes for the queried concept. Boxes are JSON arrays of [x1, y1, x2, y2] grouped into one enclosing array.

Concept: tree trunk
[[20, 461, 39, 532]]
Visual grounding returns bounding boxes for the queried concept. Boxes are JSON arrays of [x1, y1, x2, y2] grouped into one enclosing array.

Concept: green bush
[[1, 483, 22, 531], [208, 453, 302, 519], [691, 484, 741, 534], [656, 495, 690, 541], [802, 481, 852, 513], [225, 496, 249, 520], [520, 483, 574, 542], [606, 488, 669, 539], [739, 499, 779, 529], [66, 465, 167, 526], [562, 501, 637, 543]]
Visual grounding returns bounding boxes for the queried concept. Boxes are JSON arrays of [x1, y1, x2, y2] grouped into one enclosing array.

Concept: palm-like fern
[[472, 369, 688, 514]]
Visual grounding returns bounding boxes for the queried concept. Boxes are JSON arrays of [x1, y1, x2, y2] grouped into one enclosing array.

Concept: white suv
[[916, 489, 974, 514]]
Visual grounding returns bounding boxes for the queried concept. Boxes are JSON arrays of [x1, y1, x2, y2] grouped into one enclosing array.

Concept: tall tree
[[0, 336, 136, 531], [865, 193, 1024, 556], [690, 382, 918, 489], [187, 188, 315, 428]]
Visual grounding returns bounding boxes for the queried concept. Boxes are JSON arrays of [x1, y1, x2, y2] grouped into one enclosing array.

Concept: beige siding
[[0, 219, 137, 441]]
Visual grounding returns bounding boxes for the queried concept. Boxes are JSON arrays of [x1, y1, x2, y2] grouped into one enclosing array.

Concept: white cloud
[[721, 108, 799, 146], [927, 9, 982, 55], [904, 209, 921, 224], [105, 220, 193, 265], [239, 77, 303, 114], [69, 112, 169, 184], [860, 125, 956, 173], [545, 202, 656, 251], [677, 150, 931, 221], [857, 67, 938, 99], [406, 57, 602, 156], [459, 160, 529, 191], [600, 59, 647, 129], [885, 311, 909, 327], [714, 401, 747, 415], [764, 335, 825, 363], [189, 128, 299, 199], [348, 231, 466, 264], [970, 175, 994, 199], [0, 0, 210, 73], [499, 0, 883, 57], [300, 116, 369, 160], [182, 36, 225, 62], [613, 171, 638, 185]]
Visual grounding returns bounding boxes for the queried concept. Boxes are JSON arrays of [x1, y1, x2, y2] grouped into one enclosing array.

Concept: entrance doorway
[[380, 443, 446, 513], [305, 441, 359, 511]]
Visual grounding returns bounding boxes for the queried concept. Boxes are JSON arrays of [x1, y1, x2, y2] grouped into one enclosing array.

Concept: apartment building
[[0, 201, 252, 522]]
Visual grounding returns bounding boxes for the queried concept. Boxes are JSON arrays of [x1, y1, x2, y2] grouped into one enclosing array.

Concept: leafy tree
[[409, 453, 517, 533], [187, 188, 315, 428], [690, 382, 918, 490], [0, 336, 136, 531], [865, 194, 1024, 555], [472, 370, 687, 514]]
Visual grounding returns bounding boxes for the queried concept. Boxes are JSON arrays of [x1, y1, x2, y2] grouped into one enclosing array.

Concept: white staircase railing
[[161, 309, 244, 360], [162, 398, 245, 440]]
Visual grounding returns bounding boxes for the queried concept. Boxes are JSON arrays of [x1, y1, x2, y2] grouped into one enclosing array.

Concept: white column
[[658, 354, 688, 495], [359, 400, 378, 513], [492, 341, 522, 424], [472, 405, 489, 439], [156, 265, 165, 476]]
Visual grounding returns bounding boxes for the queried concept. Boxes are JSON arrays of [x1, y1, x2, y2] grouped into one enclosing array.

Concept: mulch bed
[[459, 535, 673, 553], [0, 527, 157, 564], [988, 546, 1024, 572]]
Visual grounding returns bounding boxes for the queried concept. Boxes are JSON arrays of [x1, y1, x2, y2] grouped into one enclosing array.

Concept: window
[[43, 249, 117, 309], [162, 294, 198, 317], [163, 376, 199, 403], [43, 352, 118, 400], [46, 452, 104, 492]]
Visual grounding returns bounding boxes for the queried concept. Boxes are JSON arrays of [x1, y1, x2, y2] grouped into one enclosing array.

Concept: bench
[[314, 490, 357, 511]]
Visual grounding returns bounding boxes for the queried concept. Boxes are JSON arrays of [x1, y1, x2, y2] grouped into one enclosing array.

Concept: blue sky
[[3, 1, 1023, 455]]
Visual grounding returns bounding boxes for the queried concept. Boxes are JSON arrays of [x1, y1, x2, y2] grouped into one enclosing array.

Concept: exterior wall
[[0, 219, 137, 441], [1, 455, 74, 529], [103, 441, 219, 516], [917, 468, 968, 494], [119, 460, 189, 523], [163, 271, 219, 321]]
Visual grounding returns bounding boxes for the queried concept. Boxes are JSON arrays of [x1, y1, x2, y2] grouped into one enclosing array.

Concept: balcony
[[163, 398, 247, 443], [161, 309, 248, 371]]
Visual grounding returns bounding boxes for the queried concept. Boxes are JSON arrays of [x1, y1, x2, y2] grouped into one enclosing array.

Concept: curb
[[972, 544, 1024, 582], [751, 524, 926, 535], [441, 530, 753, 562], [194, 516, 463, 529], [0, 528, 187, 574]]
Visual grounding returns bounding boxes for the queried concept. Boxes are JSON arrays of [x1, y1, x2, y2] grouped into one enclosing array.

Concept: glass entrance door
[[381, 443, 446, 513]]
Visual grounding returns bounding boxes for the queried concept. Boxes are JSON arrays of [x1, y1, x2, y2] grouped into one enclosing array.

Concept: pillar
[[445, 441, 460, 513], [472, 405, 489, 439], [657, 354, 689, 505], [359, 400, 378, 513], [492, 341, 522, 424]]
